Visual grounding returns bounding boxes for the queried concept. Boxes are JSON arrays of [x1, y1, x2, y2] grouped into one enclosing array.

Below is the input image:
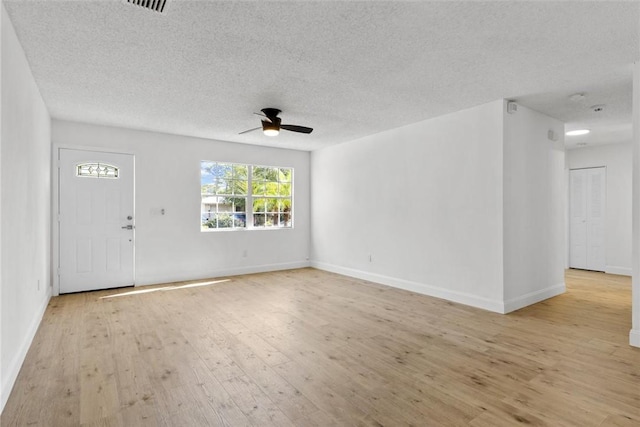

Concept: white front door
[[569, 167, 606, 272], [59, 149, 135, 293]]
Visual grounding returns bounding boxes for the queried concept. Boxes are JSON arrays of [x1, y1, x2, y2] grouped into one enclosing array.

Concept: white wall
[[1, 3, 52, 412], [52, 120, 310, 288], [631, 61, 640, 348], [311, 100, 566, 314], [503, 104, 566, 311], [0, 4, 4, 410], [566, 143, 632, 276], [311, 100, 506, 312]]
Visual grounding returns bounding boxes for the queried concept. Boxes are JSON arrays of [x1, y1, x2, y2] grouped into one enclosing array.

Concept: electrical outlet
[[37, 279, 40, 290], [243, 249, 248, 258], [368, 254, 372, 262]]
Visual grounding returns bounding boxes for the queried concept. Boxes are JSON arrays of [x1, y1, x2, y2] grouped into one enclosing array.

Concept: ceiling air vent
[[126, 0, 168, 14]]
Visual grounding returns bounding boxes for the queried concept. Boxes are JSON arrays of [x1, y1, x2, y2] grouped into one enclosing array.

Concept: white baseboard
[[503, 283, 566, 314], [135, 260, 311, 287], [1, 293, 51, 413], [310, 261, 505, 314], [605, 265, 632, 276], [630, 329, 640, 348]]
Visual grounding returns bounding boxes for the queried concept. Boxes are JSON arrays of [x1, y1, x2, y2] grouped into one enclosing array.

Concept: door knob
[[121, 225, 134, 230]]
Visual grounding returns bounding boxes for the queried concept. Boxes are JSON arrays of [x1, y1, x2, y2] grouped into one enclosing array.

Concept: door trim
[[52, 144, 136, 296]]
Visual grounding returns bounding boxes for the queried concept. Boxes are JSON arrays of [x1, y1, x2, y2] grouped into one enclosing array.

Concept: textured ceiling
[[3, 0, 639, 151]]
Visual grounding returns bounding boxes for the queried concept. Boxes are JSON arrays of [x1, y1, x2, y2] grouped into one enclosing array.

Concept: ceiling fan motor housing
[[261, 108, 282, 121]]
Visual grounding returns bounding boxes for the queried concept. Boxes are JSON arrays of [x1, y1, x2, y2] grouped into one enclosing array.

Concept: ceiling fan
[[239, 108, 313, 136]]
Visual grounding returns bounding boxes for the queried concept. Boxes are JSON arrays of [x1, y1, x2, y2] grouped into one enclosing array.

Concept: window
[[252, 166, 292, 228], [76, 162, 119, 178], [201, 161, 293, 230]]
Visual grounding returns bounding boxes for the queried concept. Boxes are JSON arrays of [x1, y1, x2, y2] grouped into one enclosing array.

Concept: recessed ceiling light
[[566, 129, 590, 136]]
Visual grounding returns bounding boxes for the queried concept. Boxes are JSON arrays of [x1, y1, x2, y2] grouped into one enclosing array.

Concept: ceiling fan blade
[[238, 127, 261, 135], [281, 124, 313, 134], [253, 112, 271, 122]]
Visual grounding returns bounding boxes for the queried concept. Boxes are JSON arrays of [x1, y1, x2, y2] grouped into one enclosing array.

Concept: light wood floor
[[2, 268, 639, 426]]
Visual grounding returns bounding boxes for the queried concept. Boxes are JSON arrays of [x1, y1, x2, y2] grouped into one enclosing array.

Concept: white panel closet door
[[569, 169, 588, 269], [569, 167, 606, 272]]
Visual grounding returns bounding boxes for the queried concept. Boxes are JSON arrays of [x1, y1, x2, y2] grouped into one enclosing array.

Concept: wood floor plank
[[2, 268, 638, 426], [221, 375, 295, 427], [600, 413, 640, 427], [271, 361, 373, 426]]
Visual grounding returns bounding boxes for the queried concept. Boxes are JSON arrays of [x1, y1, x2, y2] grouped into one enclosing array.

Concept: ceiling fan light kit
[[262, 120, 280, 136]]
